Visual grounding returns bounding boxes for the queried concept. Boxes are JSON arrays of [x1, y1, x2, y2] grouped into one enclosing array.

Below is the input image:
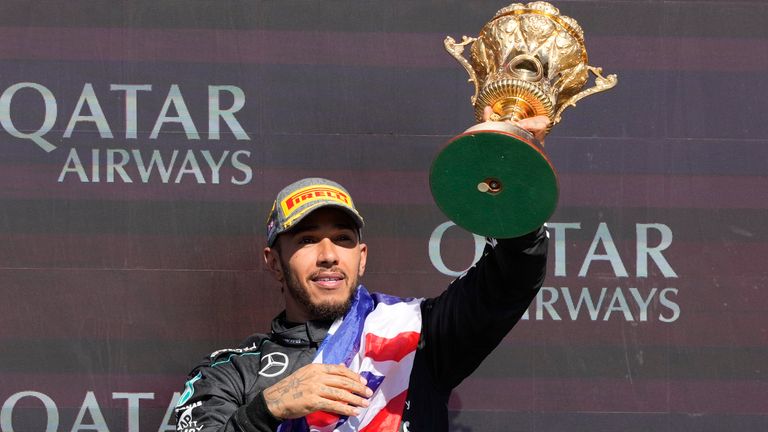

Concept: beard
[[279, 254, 357, 321]]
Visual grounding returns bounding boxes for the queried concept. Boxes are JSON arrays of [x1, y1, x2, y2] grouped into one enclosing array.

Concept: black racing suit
[[176, 227, 547, 432]]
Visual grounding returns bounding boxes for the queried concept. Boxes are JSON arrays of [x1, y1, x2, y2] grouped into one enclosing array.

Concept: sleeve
[[420, 225, 548, 391], [175, 359, 282, 432]]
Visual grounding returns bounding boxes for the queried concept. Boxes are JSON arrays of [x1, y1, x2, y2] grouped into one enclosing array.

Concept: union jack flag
[[278, 286, 422, 432]]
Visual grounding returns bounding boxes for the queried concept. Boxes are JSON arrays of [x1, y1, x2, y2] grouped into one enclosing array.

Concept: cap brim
[[270, 201, 364, 245]]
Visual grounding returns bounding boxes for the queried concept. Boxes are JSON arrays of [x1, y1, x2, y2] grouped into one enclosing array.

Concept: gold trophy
[[430, 1, 617, 237]]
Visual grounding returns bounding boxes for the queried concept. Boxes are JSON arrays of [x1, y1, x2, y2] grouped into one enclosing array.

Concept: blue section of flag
[[316, 285, 374, 366], [277, 286, 420, 432], [372, 291, 416, 305], [279, 286, 375, 432], [360, 371, 385, 393]]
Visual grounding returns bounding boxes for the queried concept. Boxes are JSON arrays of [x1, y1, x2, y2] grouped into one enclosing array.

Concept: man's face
[[264, 207, 367, 322]]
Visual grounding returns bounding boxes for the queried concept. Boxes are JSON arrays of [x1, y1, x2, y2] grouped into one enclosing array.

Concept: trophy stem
[[493, 97, 538, 122], [474, 78, 554, 123]]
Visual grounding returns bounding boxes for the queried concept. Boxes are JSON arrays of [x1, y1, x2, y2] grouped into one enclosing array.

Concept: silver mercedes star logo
[[259, 352, 289, 377]]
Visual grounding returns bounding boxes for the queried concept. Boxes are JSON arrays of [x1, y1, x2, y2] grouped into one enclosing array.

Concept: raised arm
[[420, 226, 548, 390]]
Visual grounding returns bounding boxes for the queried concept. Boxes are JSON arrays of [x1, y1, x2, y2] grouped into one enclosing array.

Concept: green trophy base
[[430, 124, 558, 238]]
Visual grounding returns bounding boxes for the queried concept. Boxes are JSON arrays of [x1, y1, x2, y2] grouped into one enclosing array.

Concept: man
[[176, 113, 549, 432]]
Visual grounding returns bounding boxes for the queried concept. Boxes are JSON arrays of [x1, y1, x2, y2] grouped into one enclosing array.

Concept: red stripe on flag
[[360, 390, 408, 432], [364, 331, 420, 362], [305, 410, 340, 428]]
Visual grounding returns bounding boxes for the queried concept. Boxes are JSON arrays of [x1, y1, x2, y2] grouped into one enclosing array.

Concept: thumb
[[482, 106, 494, 122]]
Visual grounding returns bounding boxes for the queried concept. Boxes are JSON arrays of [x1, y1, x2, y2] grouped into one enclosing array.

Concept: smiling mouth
[[310, 272, 345, 288]]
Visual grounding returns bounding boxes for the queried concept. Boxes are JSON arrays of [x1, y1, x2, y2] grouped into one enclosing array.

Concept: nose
[[316, 238, 339, 267]]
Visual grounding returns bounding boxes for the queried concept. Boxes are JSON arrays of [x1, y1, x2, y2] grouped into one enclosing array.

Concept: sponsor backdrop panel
[[0, 1, 766, 431]]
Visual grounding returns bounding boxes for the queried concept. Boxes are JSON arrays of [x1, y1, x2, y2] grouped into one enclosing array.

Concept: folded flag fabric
[[278, 285, 423, 432]]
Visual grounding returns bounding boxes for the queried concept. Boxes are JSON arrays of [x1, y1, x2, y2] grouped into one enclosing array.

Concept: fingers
[[515, 115, 550, 134], [312, 380, 371, 417], [312, 397, 364, 417], [319, 383, 371, 409], [263, 363, 374, 420], [310, 365, 373, 415], [515, 115, 550, 143], [323, 372, 374, 399], [322, 363, 367, 384], [483, 106, 494, 122], [322, 364, 371, 394], [481, 106, 550, 142]]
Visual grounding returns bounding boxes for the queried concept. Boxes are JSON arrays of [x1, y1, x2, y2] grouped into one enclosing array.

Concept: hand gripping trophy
[[430, 1, 618, 237]]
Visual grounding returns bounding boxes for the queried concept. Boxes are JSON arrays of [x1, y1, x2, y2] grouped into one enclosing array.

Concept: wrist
[[245, 391, 283, 429]]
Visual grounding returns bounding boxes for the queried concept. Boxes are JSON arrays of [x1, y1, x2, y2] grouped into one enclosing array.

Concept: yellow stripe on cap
[[280, 185, 353, 219]]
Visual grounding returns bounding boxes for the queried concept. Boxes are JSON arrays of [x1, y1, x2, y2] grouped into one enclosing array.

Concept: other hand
[[263, 363, 373, 420], [482, 106, 550, 144]]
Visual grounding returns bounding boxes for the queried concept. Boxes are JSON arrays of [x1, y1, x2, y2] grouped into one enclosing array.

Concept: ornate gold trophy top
[[431, 1, 618, 237], [445, 1, 617, 128]]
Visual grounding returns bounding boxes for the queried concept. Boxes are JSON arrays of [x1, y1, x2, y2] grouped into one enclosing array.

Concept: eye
[[298, 236, 316, 245], [335, 232, 357, 244]]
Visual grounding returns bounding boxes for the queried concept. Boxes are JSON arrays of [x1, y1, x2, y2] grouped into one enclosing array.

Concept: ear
[[357, 243, 368, 278], [263, 246, 284, 282]]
